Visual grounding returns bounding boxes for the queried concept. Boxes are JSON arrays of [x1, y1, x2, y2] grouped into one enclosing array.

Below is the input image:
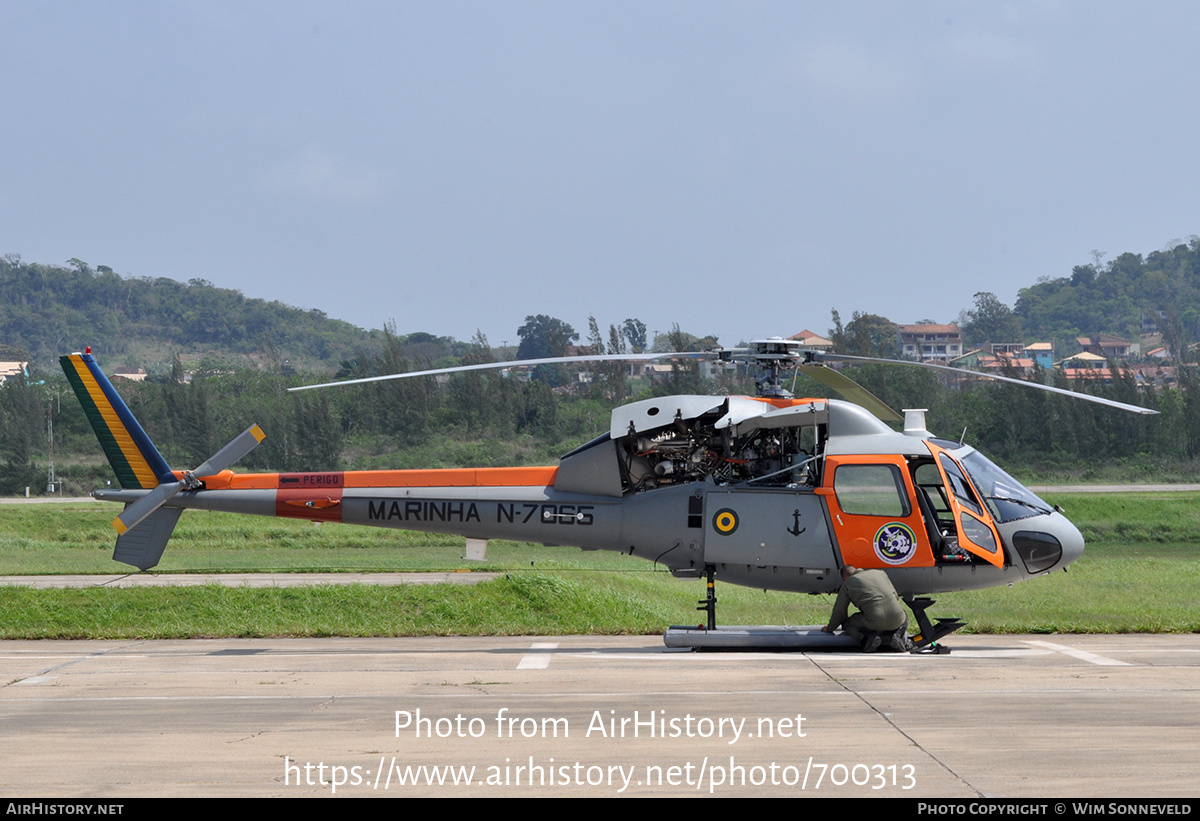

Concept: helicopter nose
[[1004, 513, 1084, 575], [1053, 514, 1085, 568]]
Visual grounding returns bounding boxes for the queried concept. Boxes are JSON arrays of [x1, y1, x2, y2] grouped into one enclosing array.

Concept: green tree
[[829, 310, 898, 357], [516, 315, 578, 360], [961, 292, 1023, 347], [0, 373, 43, 494], [448, 331, 496, 433], [1070, 264, 1096, 287], [516, 315, 578, 386], [654, 323, 711, 395], [369, 322, 434, 441], [622, 318, 648, 353], [289, 390, 342, 470]]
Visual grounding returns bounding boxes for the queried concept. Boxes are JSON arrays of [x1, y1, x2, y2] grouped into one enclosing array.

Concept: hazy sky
[[4, 1, 1198, 349]]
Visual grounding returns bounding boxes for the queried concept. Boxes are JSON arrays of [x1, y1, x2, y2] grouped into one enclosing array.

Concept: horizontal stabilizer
[[113, 507, 183, 570]]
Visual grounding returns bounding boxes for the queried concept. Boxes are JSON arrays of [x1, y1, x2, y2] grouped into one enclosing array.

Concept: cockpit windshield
[[959, 451, 1052, 523]]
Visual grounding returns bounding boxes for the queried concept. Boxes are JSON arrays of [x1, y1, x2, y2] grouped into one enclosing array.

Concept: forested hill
[[0, 257, 380, 372], [4, 235, 1200, 373], [1014, 238, 1200, 353]]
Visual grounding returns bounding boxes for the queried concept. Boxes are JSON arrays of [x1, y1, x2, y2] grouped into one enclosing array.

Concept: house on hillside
[[950, 350, 984, 369], [1060, 351, 1108, 369], [788, 329, 834, 352], [953, 350, 1036, 377], [978, 354, 1035, 377], [1075, 334, 1133, 359], [0, 361, 29, 385], [1142, 309, 1167, 334], [897, 324, 962, 361], [1133, 364, 1176, 390], [111, 367, 148, 383], [984, 342, 1024, 355], [1059, 362, 1147, 386], [1022, 342, 1054, 370]]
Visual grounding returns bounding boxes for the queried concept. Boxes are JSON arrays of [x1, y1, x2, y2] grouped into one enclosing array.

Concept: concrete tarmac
[[1, 634, 1197, 798]]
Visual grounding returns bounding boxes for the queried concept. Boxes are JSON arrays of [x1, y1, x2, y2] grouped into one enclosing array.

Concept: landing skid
[[666, 568, 964, 653], [904, 595, 965, 653], [663, 624, 858, 651]]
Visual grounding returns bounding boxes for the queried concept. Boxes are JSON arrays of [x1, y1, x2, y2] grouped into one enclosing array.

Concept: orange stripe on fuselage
[[754, 397, 828, 410], [343, 467, 559, 488], [196, 466, 560, 491]]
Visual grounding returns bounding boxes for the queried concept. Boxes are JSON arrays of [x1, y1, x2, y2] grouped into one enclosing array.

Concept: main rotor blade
[[795, 363, 903, 422], [289, 352, 715, 391], [817, 353, 1160, 415]]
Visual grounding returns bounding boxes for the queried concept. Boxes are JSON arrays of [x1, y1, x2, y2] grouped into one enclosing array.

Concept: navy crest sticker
[[873, 522, 916, 565]]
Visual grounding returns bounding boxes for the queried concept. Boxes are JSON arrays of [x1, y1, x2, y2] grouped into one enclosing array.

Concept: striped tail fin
[[61, 350, 264, 570], [60, 351, 173, 490]]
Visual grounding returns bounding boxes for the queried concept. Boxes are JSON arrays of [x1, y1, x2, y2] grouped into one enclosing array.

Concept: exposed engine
[[612, 398, 825, 491]]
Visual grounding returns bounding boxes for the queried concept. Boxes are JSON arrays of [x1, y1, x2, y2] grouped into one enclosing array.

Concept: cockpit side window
[[937, 453, 984, 516], [832, 464, 911, 517], [925, 444, 1006, 568]]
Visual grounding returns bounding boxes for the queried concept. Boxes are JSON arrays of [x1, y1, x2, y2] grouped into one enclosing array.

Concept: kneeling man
[[822, 566, 910, 652]]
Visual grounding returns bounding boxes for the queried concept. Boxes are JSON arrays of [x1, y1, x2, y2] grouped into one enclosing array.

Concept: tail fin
[[60, 351, 172, 489], [61, 350, 181, 569], [61, 350, 264, 571]]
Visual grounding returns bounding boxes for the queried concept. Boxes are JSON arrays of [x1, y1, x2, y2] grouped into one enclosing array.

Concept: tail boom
[[91, 466, 623, 552], [65, 349, 616, 570]]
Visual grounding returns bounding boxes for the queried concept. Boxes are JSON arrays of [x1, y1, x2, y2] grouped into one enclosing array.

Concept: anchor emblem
[[786, 508, 806, 537]]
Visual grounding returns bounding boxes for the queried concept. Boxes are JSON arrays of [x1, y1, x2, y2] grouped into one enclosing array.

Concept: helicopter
[[60, 338, 1156, 650]]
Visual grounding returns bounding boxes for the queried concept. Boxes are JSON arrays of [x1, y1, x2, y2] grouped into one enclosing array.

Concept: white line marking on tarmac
[[1025, 640, 1130, 666], [556, 647, 1058, 661], [516, 642, 558, 669]]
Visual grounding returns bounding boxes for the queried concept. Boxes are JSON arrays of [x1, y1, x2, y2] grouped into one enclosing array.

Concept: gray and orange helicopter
[[61, 339, 1155, 651]]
